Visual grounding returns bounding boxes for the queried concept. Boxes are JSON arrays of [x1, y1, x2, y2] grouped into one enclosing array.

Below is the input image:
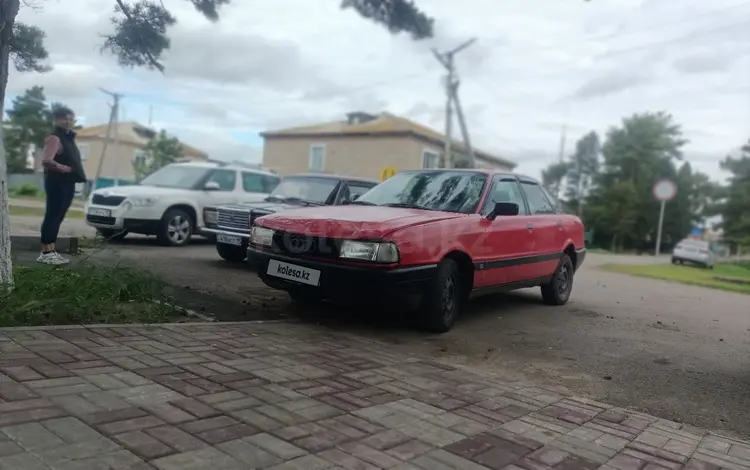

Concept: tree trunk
[[0, 0, 21, 285]]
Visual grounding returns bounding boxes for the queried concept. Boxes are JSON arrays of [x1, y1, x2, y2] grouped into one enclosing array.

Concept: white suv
[[84, 161, 280, 246]]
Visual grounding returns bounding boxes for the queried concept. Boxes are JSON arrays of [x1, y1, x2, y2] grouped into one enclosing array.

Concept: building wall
[[263, 135, 460, 180]]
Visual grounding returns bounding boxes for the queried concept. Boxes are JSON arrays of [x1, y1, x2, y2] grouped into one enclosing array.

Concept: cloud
[[672, 48, 739, 74]]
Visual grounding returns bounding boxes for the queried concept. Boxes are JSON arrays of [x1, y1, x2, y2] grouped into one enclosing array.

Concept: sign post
[[653, 179, 677, 256]]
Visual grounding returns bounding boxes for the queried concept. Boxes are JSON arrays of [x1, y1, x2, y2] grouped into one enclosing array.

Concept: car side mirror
[[487, 201, 519, 220], [204, 181, 220, 191]]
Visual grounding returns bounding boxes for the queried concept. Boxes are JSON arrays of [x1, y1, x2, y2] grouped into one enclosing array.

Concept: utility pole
[[92, 89, 122, 192], [432, 38, 476, 169]]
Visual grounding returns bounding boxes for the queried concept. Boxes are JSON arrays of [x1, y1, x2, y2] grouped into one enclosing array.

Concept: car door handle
[[526, 223, 534, 230]]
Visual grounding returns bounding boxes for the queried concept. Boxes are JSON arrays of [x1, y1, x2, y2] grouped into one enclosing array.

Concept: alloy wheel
[[557, 263, 570, 296], [168, 215, 191, 244]]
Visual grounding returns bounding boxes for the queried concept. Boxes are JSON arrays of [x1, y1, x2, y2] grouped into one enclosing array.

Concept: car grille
[[217, 208, 250, 232], [91, 194, 126, 206], [271, 231, 340, 259], [87, 215, 115, 225]]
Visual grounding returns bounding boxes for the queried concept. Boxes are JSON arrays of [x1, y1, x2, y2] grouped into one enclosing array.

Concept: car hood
[[92, 185, 194, 198], [255, 205, 465, 239], [216, 201, 315, 213]]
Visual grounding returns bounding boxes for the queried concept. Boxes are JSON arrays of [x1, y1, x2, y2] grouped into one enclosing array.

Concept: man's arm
[[41, 136, 70, 172]]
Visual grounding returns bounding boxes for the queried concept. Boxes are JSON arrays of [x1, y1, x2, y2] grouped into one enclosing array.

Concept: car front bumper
[[575, 248, 586, 272], [201, 227, 249, 240], [248, 247, 436, 302], [84, 203, 162, 234]]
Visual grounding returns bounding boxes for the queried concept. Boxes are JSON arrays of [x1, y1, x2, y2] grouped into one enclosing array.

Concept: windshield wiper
[[264, 196, 286, 203], [283, 197, 320, 206], [383, 202, 434, 211], [349, 200, 376, 205]]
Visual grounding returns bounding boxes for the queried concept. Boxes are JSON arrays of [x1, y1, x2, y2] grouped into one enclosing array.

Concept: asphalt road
[[10, 217, 750, 439]]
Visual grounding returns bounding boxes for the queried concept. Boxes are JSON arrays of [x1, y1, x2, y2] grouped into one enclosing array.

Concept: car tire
[[541, 254, 574, 306], [216, 243, 247, 262], [97, 229, 127, 241], [157, 208, 194, 246], [416, 258, 461, 333], [671, 257, 677, 264]]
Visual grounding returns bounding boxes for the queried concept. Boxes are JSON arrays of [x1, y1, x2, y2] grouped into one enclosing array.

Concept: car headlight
[[204, 209, 218, 226], [340, 240, 399, 263], [129, 196, 159, 207], [250, 226, 275, 247]]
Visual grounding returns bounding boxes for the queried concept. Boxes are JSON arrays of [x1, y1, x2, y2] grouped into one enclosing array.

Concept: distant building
[[261, 111, 516, 180]]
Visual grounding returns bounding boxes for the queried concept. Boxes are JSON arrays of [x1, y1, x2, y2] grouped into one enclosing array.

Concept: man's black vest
[[46, 127, 86, 184]]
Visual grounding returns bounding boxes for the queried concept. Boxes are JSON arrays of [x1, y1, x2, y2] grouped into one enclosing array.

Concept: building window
[[78, 143, 89, 161], [422, 149, 439, 169], [133, 149, 148, 167], [309, 144, 325, 172]]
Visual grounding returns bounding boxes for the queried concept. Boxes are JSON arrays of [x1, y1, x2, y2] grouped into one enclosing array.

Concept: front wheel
[[416, 258, 461, 333], [216, 243, 247, 262], [157, 209, 194, 246], [541, 254, 574, 305]]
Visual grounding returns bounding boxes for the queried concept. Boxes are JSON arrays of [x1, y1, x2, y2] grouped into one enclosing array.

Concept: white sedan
[[671, 239, 716, 269]]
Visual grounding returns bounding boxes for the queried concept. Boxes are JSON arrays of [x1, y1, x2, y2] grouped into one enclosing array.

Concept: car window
[[346, 182, 375, 201], [521, 182, 555, 214], [242, 172, 268, 193], [207, 169, 236, 191], [481, 178, 527, 216], [263, 175, 281, 193]]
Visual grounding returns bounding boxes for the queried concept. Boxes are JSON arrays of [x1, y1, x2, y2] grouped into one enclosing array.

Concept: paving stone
[[152, 446, 245, 470], [218, 438, 282, 467], [34, 437, 121, 464], [0, 451, 50, 470], [0, 421, 65, 450], [145, 425, 208, 452], [98, 415, 165, 435], [0, 405, 67, 426], [246, 432, 308, 459], [115, 430, 175, 459], [196, 423, 258, 444], [412, 449, 492, 470], [0, 441, 23, 457], [42, 416, 105, 443], [265, 454, 334, 470], [170, 398, 219, 418], [317, 448, 380, 469], [386, 439, 434, 461]]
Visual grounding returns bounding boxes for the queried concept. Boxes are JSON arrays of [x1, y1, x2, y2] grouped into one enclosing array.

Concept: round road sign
[[653, 179, 677, 201]]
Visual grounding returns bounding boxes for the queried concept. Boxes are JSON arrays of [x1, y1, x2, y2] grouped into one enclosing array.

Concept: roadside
[[602, 262, 750, 294]]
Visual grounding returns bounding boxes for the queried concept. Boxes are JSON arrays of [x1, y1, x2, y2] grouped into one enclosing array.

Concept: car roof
[[287, 173, 378, 184], [171, 161, 277, 176]]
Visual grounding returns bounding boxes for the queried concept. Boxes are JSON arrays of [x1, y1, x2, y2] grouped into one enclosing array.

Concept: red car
[[248, 169, 586, 333]]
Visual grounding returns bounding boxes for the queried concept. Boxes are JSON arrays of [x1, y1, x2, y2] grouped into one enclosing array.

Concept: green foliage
[[719, 142, 750, 247], [9, 183, 38, 197], [3, 86, 71, 173], [133, 129, 184, 179], [341, 0, 434, 40], [541, 161, 569, 199], [564, 131, 600, 214], [10, 23, 50, 73], [0, 263, 183, 327]]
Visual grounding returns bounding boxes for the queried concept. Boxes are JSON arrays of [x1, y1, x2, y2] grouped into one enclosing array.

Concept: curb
[[0, 319, 291, 332], [11, 235, 79, 254]]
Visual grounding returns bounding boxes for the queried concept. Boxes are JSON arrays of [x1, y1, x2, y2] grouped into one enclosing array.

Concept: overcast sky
[[8, 0, 749, 181]]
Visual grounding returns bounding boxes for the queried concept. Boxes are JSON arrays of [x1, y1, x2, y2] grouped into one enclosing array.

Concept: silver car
[[671, 239, 716, 269]]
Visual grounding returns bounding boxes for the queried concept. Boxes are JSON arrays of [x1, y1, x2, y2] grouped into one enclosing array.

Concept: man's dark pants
[[40, 177, 76, 245]]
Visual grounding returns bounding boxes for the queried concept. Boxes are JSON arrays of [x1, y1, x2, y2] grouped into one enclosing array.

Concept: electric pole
[[92, 89, 122, 192], [432, 38, 477, 169]]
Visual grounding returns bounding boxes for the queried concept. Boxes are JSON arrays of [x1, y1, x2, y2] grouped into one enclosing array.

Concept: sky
[[7, 0, 750, 182]]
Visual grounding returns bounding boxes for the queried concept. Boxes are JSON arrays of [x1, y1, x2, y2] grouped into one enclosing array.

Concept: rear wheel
[[416, 258, 461, 333], [541, 254, 574, 305], [216, 243, 247, 262]]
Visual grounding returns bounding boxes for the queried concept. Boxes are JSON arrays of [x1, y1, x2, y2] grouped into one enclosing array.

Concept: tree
[[583, 112, 688, 252], [719, 141, 750, 249], [564, 131, 599, 215], [133, 130, 183, 179], [3, 86, 67, 173], [540, 161, 569, 201], [0, 0, 438, 285]]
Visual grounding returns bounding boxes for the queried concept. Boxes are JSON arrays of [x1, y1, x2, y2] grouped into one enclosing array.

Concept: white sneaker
[[36, 252, 69, 265]]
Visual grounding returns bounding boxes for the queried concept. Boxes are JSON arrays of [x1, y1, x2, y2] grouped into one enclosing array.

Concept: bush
[[10, 183, 41, 197], [0, 264, 185, 327]]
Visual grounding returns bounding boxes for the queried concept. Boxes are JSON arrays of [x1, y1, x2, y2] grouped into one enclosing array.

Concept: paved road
[[60, 239, 750, 440], [1, 322, 748, 470]]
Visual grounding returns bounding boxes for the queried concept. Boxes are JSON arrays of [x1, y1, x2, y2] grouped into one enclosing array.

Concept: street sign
[[653, 179, 677, 256], [653, 179, 677, 201], [379, 166, 397, 181]]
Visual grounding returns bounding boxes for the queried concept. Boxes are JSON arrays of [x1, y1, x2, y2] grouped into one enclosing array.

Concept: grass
[[600, 262, 750, 294], [0, 263, 187, 327], [9, 205, 85, 219]]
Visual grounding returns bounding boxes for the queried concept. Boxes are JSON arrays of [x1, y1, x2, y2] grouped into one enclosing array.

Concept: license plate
[[267, 259, 321, 286], [217, 233, 243, 246], [88, 208, 111, 217]]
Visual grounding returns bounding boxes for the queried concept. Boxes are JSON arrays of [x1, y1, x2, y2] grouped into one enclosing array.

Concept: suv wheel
[[97, 229, 128, 241], [417, 258, 461, 333], [541, 254, 574, 305], [216, 243, 247, 262], [157, 209, 193, 246]]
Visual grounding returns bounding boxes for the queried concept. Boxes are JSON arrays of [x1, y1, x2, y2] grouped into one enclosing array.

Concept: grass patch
[[0, 263, 187, 327], [600, 262, 750, 294], [9, 205, 84, 219]]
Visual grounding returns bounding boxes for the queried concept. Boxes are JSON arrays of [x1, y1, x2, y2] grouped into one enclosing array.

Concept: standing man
[[38, 107, 87, 264]]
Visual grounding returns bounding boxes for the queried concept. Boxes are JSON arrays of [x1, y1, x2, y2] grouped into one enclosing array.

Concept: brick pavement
[[0, 322, 747, 470]]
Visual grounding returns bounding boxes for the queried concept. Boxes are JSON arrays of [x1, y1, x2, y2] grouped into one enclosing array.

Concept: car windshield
[[138, 165, 209, 189], [354, 171, 488, 213], [266, 177, 339, 205]]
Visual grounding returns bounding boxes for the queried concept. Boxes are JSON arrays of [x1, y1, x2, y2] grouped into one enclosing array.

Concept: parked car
[[671, 238, 716, 268], [247, 169, 586, 333], [84, 161, 280, 246], [202, 174, 378, 262]]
